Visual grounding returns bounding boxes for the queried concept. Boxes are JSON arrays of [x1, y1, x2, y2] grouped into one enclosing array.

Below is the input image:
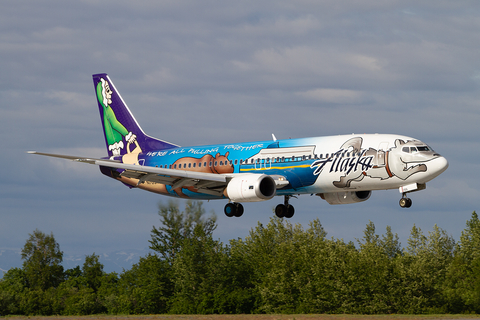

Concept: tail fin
[[93, 73, 178, 158]]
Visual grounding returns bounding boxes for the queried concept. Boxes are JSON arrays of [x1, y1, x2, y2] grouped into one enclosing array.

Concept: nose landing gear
[[399, 194, 412, 208]]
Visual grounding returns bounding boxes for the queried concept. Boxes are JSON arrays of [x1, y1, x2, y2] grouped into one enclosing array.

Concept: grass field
[[3, 315, 480, 320]]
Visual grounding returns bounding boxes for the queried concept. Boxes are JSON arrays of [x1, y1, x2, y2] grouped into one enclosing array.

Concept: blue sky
[[1, 1, 479, 271]]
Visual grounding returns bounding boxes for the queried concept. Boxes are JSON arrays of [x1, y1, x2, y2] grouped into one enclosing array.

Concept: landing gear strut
[[275, 195, 295, 218], [399, 194, 412, 208], [224, 202, 244, 217]]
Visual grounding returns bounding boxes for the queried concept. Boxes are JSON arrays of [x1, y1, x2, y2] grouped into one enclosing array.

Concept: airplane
[[29, 73, 449, 218]]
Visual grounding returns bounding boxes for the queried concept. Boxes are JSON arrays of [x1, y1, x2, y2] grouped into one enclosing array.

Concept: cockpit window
[[417, 146, 430, 152], [402, 147, 409, 153], [410, 147, 418, 153]]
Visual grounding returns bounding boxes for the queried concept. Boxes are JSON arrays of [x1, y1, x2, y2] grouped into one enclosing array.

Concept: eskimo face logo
[[99, 78, 113, 106]]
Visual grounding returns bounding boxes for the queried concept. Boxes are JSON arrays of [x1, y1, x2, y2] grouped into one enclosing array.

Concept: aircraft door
[[376, 142, 389, 167], [265, 157, 272, 170], [254, 158, 260, 170]]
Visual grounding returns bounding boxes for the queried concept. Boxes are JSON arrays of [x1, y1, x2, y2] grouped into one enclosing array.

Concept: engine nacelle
[[319, 191, 372, 205], [226, 174, 276, 202]]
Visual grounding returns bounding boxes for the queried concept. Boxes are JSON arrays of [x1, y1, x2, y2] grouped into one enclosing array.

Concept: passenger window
[[292, 156, 295, 161], [209, 161, 212, 167], [234, 160, 238, 165], [174, 164, 177, 169], [193, 163, 196, 168], [220, 161, 223, 166], [199, 162, 202, 167], [188, 163, 191, 168], [215, 161, 218, 166]]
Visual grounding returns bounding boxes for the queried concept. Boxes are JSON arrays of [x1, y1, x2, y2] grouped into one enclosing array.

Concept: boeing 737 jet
[[29, 73, 449, 218]]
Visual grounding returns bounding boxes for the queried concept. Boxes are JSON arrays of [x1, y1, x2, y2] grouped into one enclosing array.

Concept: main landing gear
[[224, 202, 244, 217], [399, 194, 412, 208], [275, 195, 295, 218], [224, 196, 296, 219]]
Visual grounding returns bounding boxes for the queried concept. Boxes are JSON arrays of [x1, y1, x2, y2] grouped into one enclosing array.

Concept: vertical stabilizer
[[93, 73, 178, 158]]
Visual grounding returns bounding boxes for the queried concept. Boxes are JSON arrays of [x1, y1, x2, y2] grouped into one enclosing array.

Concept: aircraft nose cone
[[437, 156, 449, 173], [430, 156, 448, 178]]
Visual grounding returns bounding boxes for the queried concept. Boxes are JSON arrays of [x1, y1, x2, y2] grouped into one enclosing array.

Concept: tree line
[[1, 200, 480, 315]]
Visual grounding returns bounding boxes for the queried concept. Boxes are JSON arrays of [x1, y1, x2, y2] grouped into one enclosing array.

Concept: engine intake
[[318, 191, 372, 205], [226, 174, 276, 202]]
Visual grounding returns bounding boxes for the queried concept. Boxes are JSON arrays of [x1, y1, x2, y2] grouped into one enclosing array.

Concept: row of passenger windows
[[153, 152, 365, 169]]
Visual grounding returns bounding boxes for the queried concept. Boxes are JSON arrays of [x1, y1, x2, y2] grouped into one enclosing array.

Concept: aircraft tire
[[234, 203, 244, 217], [399, 198, 412, 208], [224, 203, 236, 217], [275, 204, 286, 218], [405, 198, 412, 208], [285, 205, 295, 218]]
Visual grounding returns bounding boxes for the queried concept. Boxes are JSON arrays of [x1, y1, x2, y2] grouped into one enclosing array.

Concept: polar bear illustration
[[333, 138, 433, 188]]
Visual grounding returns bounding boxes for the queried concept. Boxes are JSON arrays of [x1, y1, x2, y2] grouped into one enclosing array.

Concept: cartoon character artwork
[[96, 78, 138, 158], [311, 137, 436, 189], [113, 152, 234, 198], [170, 152, 234, 196]]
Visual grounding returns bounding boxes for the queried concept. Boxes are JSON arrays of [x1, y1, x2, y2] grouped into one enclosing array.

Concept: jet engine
[[226, 174, 276, 202], [318, 191, 372, 205]]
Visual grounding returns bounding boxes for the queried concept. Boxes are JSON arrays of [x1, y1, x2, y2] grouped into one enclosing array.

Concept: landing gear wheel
[[275, 204, 295, 218], [224, 203, 236, 217], [399, 197, 412, 208], [275, 204, 286, 218], [224, 203, 244, 217], [234, 203, 244, 217], [275, 195, 296, 218], [285, 205, 295, 218]]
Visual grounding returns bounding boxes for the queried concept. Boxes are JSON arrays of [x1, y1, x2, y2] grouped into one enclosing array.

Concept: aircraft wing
[[28, 151, 289, 197]]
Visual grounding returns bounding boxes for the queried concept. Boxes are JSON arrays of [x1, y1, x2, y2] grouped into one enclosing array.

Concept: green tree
[[169, 224, 224, 314], [82, 253, 103, 293], [0, 268, 27, 315], [21, 229, 64, 291], [115, 254, 170, 314], [395, 224, 454, 313], [445, 211, 480, 312], [149, 200, 217, 264]]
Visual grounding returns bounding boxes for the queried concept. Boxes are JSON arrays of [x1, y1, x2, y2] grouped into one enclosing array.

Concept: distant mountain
[[0, 248, 152, 276]]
